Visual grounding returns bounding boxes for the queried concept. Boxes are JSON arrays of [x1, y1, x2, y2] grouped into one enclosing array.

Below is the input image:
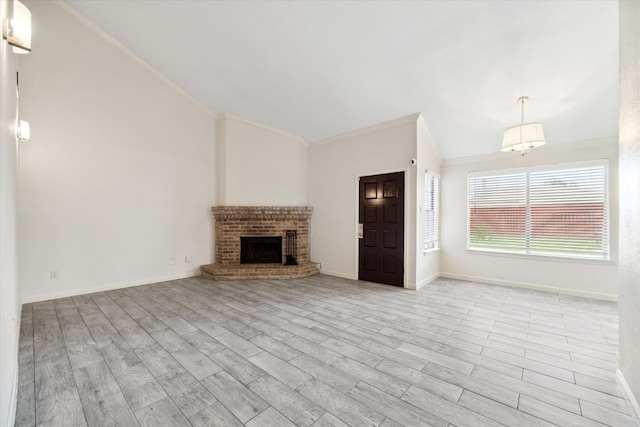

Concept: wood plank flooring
[[14, 275, 639, 426]]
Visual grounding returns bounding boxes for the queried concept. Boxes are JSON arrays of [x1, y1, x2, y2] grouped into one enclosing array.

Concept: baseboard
[[320, 270, 440, 290], [417, 272, 440, 290], [617, 369, 640, 422], [319, 269, 357, 280], [21, 271, 202, 304], [438, 272, 618, 301], [6, 333, 19, 427], [405, 272, 440, 290]]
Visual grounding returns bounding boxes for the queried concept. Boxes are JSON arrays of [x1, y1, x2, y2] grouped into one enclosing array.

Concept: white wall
[[18, 1, 217, 302], [441, 137, 619, 300], [308, 115, 420, 286], [416, 115, 442, 288], [0, 1, 21, 424], [218, 113, 444, 289], [217, 114, 307, 206], [618, 0, 640, 413]]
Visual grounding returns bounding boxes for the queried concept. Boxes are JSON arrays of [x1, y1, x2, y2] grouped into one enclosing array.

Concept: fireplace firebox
[[240, 236, 282, 264]]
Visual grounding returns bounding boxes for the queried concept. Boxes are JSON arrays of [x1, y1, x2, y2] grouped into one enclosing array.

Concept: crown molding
[[310, 113, 422, 146], [443, 136, 618, 167], [219, 113, 307, 146]]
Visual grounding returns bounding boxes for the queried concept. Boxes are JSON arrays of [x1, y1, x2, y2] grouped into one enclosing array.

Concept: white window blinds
[[468, 162, 609, 259], [425, 172, 439, 250]]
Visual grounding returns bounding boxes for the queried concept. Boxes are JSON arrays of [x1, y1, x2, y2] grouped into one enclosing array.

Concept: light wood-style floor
[[15, 274, 639, 426]]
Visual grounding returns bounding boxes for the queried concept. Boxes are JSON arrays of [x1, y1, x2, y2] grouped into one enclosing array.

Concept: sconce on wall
[[501, 96, 546, 156], [2, 0, 31, 54], [18, 120, 30, 141]]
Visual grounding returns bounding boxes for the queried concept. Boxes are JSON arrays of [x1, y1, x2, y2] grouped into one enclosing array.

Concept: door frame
[[354, 167, 410, 288]]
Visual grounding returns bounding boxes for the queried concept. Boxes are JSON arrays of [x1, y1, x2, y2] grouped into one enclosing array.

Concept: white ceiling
[[63, 0, 619, 160]]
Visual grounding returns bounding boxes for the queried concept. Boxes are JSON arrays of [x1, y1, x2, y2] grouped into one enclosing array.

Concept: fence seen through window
[[468, 161, 609, 259]]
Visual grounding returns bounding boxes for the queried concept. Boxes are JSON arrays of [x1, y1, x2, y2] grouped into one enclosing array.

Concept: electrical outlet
[[170, 258, 175, 265], [185, 256, 192, 263], [50, 270, 59, 279]]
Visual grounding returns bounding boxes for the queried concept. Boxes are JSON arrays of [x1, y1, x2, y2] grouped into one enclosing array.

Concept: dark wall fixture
[[285, 230, 298, 265]]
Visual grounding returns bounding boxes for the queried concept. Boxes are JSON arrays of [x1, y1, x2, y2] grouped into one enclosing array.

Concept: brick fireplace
[[200, 206, 320, 280]]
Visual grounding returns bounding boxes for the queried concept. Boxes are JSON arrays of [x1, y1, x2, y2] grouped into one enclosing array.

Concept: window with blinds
[[468, 161, 609, 259], [425, 172, 439, 250]]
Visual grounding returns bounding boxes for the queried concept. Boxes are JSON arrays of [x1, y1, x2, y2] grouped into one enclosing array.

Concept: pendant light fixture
[[501, 96, 546, 156]]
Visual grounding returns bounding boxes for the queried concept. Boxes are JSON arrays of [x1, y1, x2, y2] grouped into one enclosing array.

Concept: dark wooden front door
[[358, 172, 405, 287]]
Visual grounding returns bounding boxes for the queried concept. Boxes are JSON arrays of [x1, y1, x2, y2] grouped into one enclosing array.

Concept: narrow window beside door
[[425, 171, 440, 251]]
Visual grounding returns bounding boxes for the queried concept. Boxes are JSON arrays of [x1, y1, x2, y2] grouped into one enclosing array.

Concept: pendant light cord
[[520, 98, 525, 155]]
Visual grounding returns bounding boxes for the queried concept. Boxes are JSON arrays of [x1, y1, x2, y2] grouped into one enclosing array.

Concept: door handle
[[358, 223, 363, 239]]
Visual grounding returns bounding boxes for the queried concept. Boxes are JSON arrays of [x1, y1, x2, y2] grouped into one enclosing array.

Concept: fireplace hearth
[[200, 206, 320, 280]]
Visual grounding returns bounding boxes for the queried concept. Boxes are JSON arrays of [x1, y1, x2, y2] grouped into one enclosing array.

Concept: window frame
[[424, 170, 440, 252], [466, 160, 610, 261]]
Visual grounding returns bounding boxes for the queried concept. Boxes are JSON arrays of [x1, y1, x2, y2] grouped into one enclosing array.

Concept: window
[[425, 171, 440, 250], [468, 161, 609, 260]]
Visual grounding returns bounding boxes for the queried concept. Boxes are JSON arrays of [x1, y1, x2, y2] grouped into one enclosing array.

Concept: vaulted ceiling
[[63, 0, 619, 160]]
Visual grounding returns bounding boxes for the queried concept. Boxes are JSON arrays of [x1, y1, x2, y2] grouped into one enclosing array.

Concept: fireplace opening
[[240, 236, 282, 264]]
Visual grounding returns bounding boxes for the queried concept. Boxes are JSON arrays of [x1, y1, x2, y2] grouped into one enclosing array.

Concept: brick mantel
[[202, 206, 319, 280], [212, 206, 313, 221]]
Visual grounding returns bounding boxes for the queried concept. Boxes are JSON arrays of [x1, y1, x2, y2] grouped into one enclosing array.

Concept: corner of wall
[[217, 114, 228, 205], [417, 113, 443, 166], [0, 1, 21, 425], [617, 369, 640, 422], [618, 0, 640, 411], [412, 271, 440, 290]]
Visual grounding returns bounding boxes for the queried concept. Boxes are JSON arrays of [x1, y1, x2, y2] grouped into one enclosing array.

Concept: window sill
[[423, 248, 441, 255], [466, 248, 613, 265]]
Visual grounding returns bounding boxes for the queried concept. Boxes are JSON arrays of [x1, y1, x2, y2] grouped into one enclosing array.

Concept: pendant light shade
[[502, 122, 546, 153], [501, 97, 546, 156]]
